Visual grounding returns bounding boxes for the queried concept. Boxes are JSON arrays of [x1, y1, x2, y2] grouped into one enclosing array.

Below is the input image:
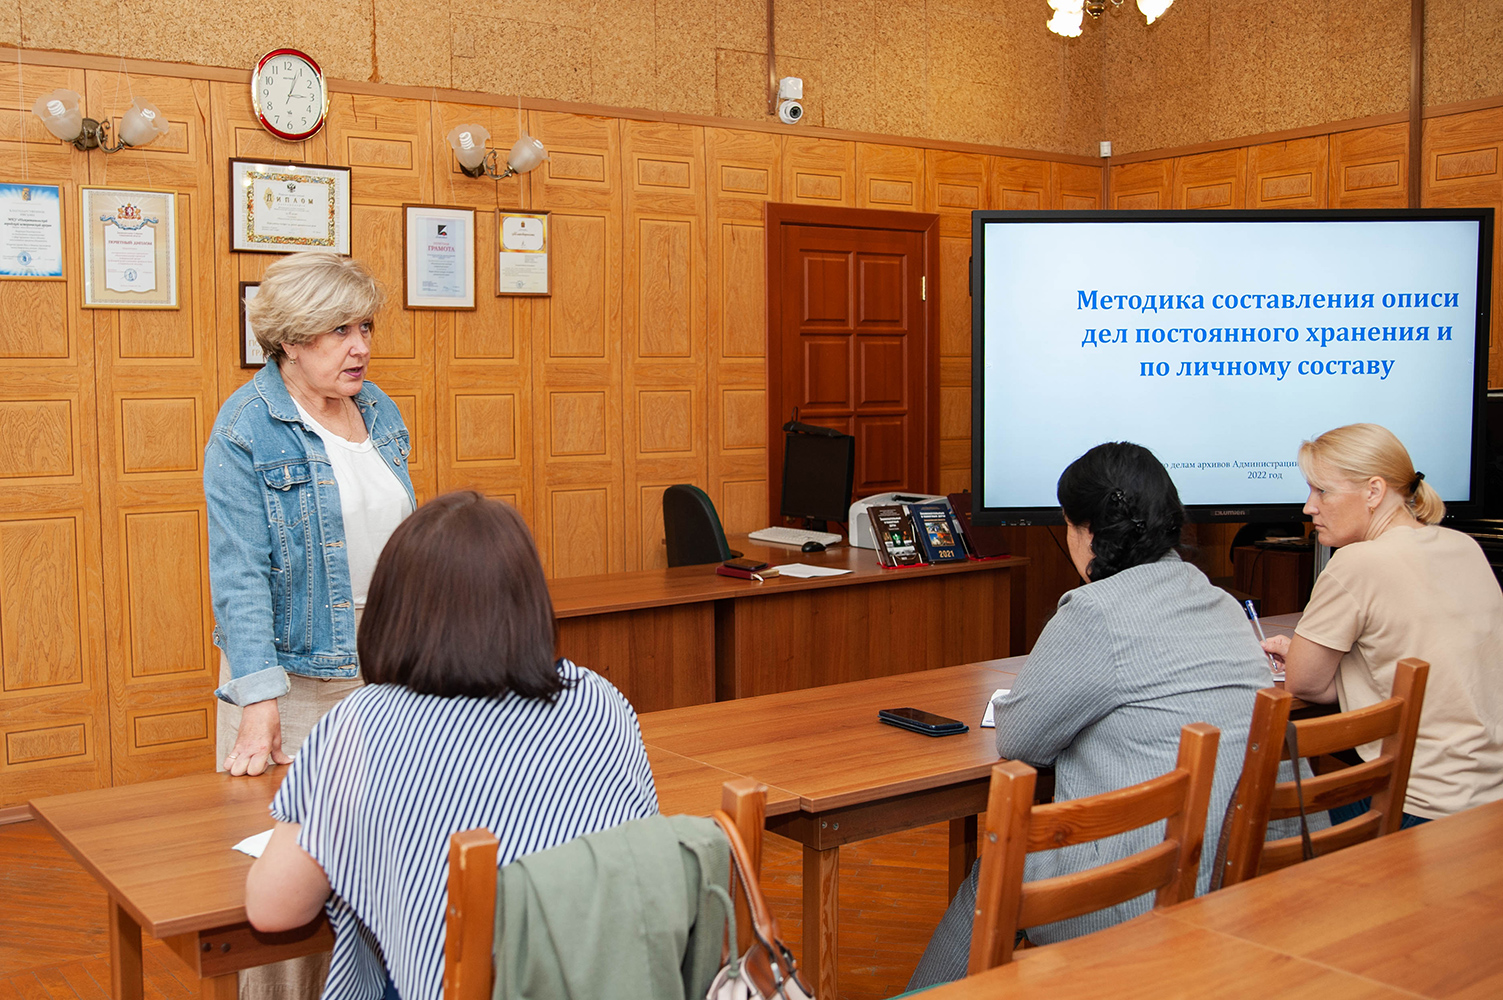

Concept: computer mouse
[[801, 540, 826, 553]]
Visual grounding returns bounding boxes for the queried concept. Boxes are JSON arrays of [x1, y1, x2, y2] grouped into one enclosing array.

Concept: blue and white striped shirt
[[270, 660, 659, 1000]]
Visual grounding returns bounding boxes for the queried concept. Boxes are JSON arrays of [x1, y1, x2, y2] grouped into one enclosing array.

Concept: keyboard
[[748, 526, 842, 548]]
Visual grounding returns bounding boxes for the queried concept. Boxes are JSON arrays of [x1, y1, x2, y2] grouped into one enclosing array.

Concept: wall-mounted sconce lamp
[[32, 90, 169, 152], [446, 124, 549, 180]]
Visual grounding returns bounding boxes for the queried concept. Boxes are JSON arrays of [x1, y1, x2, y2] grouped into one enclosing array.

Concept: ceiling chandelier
[[1047, 0, 1174, 37]]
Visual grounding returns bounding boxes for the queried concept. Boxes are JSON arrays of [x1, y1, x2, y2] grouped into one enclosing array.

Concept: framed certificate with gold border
[[80, 186, 178, 309], [230, 158, 351, 254], [496, 211, 549, 296]]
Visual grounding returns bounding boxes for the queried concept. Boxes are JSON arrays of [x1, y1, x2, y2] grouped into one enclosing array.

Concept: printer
[[848, 492, 950, 549]]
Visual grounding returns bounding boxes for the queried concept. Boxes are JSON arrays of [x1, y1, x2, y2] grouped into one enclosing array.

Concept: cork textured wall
[[1098, 0, 1503, 155], [2, 0, 1104, 155]]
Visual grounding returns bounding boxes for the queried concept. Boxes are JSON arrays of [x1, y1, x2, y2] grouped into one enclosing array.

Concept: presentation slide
[[978, 217, 1482, 513]]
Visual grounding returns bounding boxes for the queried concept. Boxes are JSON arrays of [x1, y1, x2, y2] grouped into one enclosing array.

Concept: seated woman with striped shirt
[[244, 492, 659, 1000]]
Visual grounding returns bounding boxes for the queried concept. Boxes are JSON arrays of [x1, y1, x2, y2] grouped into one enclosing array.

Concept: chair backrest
[[967, 722, 1220, 974], [663, 484, 734, 567], [442, 778, 767, 1000], [1215, 658, 1429, 888]]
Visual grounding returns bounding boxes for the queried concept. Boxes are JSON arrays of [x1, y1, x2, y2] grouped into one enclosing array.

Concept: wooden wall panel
[[1247, 137, 1329, 209], [527, 112, 625, 578], [0, 62, 110, 808], [1329, 123, 1408, 208], [87, 72, 219, 784], [1110, 158, 1175, 209], [991, 157, 1049, 211], [427, 103, 533, 519], [1173, 148, 1247, 209], [326, 92, 438, 506], [706, 128, 780, 534], [926, 150, 989, 496], [1051, 162, 1103, 210], [1424, 108, 1503, 388], [855, 143, 925, 212], [621, 120, 707, 570], [782, 136, 856, 208]]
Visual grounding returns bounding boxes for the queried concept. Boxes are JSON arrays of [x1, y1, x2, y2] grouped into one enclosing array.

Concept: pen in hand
[[1243, 599, 1282, 673]]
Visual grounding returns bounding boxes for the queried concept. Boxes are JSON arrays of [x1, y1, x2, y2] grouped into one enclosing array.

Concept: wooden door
[[765, 204, 939, 525]]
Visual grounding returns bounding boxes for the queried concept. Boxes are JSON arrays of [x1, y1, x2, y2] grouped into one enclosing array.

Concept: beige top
[[1296, 525, 1503, 819]]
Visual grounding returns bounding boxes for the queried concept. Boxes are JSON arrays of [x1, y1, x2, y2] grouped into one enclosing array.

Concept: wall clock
[[251, 48, 328, 142]]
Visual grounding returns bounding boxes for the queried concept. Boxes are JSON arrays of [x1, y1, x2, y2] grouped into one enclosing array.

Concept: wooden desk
[[639, 660, 1021, 1000], [922, 797, 1503, 999], [551, 540, 1025, 713], [1233, 544, 1313, 616], [30, 747, 793, 1000]]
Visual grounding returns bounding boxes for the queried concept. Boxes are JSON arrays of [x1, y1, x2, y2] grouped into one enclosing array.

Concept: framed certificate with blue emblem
[[0, 182, 64, 280], [80, 186, 179, 309]]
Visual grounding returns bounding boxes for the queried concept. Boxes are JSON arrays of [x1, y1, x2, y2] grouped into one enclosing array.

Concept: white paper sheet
[[232, 828, 274, 858], [770, 563, 853, 579], [980, 688, 1011, 728]]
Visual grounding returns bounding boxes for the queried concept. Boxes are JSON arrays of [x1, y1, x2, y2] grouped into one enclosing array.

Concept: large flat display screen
[[971, 209, 1492, 524]]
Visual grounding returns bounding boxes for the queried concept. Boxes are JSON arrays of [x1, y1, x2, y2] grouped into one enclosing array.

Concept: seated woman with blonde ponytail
[[1262, 423, 1503, 826]]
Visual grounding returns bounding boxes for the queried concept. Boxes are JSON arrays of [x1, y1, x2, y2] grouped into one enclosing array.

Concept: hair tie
[[1409, 471, 1425, 494], [1108, 489, 1128, 507]]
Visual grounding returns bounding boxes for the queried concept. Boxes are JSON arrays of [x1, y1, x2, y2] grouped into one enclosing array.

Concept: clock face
[[252, 49, 327, 141]]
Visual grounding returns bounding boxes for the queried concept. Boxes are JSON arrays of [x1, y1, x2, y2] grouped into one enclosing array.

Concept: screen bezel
[[969, 207, 1494, 526]]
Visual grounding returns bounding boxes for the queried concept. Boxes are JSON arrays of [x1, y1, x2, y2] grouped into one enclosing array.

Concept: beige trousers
[[215, 621, 363, 1000]]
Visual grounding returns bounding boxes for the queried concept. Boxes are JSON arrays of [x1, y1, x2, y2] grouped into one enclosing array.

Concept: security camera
[[776, 77, 804, 124]]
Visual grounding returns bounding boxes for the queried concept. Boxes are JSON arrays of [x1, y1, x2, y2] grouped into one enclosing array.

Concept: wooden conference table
[[31, 662, 1019, 1000], [28, 745, 799, 1000], [922, 796, 1503, 999], [549, 536, 1024, 712]]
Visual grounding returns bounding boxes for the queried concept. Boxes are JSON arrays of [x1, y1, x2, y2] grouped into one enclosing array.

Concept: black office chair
[[663, 485, 739, 567]]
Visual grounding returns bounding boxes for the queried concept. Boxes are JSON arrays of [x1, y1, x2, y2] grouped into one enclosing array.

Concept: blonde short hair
[[246, 252, 384, 360], [1297, 423, 1446, 524]]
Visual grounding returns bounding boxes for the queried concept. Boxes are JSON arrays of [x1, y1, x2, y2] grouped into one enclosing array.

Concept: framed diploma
[[496, 211, 550, 296], [80, 186, 178, 309], [0, 183, 64, 279], [230, 158, 351, 254], [403, 204, 476, 310], [239, 282, 265, 368]]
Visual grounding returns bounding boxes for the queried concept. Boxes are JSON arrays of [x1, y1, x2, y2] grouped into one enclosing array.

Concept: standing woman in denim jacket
[[206, 252, 415, 778]]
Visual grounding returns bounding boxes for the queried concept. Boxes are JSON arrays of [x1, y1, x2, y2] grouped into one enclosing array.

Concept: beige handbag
[[706, 811, 815, 1000]]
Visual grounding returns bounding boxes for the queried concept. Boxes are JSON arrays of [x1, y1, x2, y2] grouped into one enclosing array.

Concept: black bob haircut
[[358, 491, 566, 701], [1056, 442, 1186, 583]]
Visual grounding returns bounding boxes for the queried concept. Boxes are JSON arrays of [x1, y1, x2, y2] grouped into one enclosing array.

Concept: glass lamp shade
[[446, 123, 492, 171], [118, 99, 169, 147], [1047, 0, 1085, 37], [505, 132, 549, 175], [33, 89, 84, 142], [1138, 0, 1173, 24]]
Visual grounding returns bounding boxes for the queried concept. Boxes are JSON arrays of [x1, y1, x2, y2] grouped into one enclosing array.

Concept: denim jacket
[[205, 360, 415, 707]]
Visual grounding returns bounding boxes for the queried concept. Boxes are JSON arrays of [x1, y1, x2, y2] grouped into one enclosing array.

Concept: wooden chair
[[442, 777, 767, 1000], [967, 722, 1220, 974], [1215, 658, 1429, 888]]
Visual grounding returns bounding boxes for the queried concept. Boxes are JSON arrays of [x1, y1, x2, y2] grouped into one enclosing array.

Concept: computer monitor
[[780, 431, 856, 529]]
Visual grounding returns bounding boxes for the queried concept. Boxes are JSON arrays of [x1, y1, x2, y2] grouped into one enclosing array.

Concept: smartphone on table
[[878, 707, 969, 736]]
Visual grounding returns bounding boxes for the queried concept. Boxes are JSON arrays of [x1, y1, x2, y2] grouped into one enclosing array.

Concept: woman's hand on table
[[225, 699, 293, 776], [1260, 633, 1291, 667]]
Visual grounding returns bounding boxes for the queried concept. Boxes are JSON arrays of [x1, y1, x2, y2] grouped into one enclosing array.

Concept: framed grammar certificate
[[404, 204, 476, 310], [497, 211, 549, 296], [0, 182, 64, 279], [230, 158, 351, 254], [80, 186, 178, 309]]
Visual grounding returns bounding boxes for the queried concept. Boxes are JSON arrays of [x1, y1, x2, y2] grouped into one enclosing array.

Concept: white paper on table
[[980, 688, 1011, 728], [770, 563, 852, 579], [233, 828, 274, 858]]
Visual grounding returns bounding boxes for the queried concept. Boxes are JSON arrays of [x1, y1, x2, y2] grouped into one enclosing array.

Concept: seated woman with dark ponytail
[[906, 442, 1277, 990]]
